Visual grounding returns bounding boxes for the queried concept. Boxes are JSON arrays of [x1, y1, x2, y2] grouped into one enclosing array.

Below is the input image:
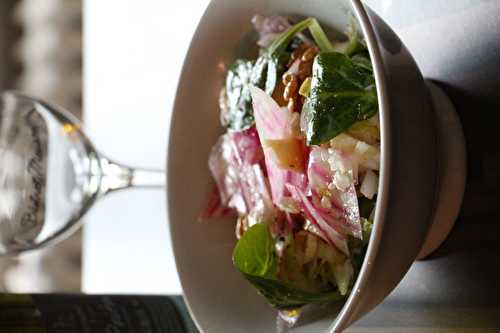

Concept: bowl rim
[[166, 0, 393, 331], [331, 0, 391, 331]]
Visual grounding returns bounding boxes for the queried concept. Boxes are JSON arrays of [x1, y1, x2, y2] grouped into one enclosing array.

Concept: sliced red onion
[[251, 86, 293, 140], [287, 185, 349, 255], [199, 185, 235, 220], [252, 15, 291, 34], [252, 15, 291, 48], [239, 164, 272, 214], [309, 161, 331, 187], [230, 126, 263, 165], [208, 135, 239, 206], [308, 147, 333, 190], [307, 147, 362, 239], [265, 156, 307, 212], [250, 86, 308, 210], [208, 131, 272, 219]]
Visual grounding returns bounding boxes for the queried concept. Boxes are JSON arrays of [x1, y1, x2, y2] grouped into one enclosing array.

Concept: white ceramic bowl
[[167, 0, 466, 332]]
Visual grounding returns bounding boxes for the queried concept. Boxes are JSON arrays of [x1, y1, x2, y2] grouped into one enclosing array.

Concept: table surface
[[83, 0, 208, 294], [83, 0, 500, 330]]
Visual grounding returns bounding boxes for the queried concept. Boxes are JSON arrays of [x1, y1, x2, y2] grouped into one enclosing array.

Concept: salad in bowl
[[201, 14, 380, 322]]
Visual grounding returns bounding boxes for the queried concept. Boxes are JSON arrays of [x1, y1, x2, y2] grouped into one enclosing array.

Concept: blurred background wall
[[0, 0, 82, 293], [0, 1, 21, 91]]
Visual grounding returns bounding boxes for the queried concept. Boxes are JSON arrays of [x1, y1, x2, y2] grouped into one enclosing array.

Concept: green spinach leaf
[[233, 224, 345, 309], [243, 274, 344, 310], [351, 53, 373, 72], [303, 52, 378, 145], [223, 59, 260, 131], [223, 20, 311, 131], [254, 18, 315, 96], [254, 17, 336, 96], [223, 18, 339, 131]]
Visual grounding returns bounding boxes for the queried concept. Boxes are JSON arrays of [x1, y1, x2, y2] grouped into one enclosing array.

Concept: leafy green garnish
[[350, 245, 367, 273], [267, 18, 315, 56], [223, 19, 315, 131], [308, 19, 335, 53], [360, 217, 373, 243], [233, 223, 277, 279], [223, 17, 353, 131], [351, 53, 373, 72], [223, 59, 263, 131], [349, 218, 373, 272], [233, 224, 344, 309], [255, 17, 336, 96], [243, 274, 343, 310], [332, 18, 366, 56], [254, 18, 312, 96], [302, 52, 378, 145]]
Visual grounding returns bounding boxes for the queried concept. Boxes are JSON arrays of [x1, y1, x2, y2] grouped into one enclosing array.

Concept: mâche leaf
[[243, 274, 344, 310], [233, 223, 277, 279], [233, 224, 345, 309]]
